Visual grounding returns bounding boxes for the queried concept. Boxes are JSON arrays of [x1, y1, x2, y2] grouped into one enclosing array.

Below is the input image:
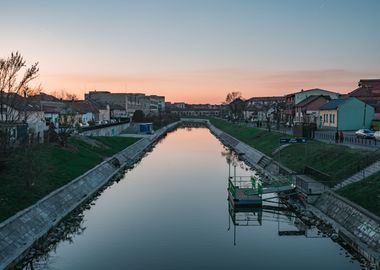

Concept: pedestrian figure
[[335, 131, 339, 143], [339, 131, 344, 143]]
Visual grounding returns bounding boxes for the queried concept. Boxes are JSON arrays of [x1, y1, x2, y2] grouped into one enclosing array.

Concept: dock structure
[[227, 175, 295, 208]]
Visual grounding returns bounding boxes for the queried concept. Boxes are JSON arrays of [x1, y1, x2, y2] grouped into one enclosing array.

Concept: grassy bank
[[209, 118, 380, 187], [338, 172, 380, 217], [209, 117, 283, 155], [0, 136, 139, 222]]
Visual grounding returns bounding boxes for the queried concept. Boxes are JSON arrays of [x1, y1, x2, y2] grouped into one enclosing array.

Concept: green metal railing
[[228, 175, 294, 196]]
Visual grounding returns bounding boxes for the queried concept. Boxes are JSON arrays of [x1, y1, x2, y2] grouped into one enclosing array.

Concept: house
[[41, 102, 61, 128], [29, 93, 62, 129], [319, 97, 374, 130], [294, 95, 331, 125], [244, 96, 285, 123], [347, 79, 380, 129], [0, 93, 47, 144], [67, 100, 99, 126], [285, 88, 340, 125]]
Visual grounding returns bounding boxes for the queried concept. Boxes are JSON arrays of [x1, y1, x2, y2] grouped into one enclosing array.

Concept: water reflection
[[227, 203, 313, 246], [15, 128, 370, 270]]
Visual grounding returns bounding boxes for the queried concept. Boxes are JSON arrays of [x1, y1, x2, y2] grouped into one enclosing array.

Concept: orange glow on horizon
[[35, 69, 378, 104]]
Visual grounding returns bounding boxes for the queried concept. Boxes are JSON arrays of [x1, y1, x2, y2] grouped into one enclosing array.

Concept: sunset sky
[[1, 0, 379, 103]]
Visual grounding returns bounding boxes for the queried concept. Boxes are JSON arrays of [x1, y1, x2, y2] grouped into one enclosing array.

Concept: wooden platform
[[228, 188, 262, 207]]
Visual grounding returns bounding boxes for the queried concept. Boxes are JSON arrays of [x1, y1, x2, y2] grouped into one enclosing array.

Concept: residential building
[[244, 96, 285, 122], [85, 90, 165, 117], [29, 93, 62, 128], [41, 102, 61, 128], [294, 95, 331, 125], [0, 93, 47, 143], [348, 79, 380, 112], [285, 88, 340, 125], [65, 100, 99, 125], [319, 97, 374, 130]]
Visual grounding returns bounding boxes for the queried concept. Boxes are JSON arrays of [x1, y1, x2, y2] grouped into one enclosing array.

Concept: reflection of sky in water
[[25, 128, 365, 270]]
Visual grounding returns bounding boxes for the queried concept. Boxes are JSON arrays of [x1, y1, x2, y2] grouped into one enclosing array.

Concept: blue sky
[[1, 0, 379, 102]]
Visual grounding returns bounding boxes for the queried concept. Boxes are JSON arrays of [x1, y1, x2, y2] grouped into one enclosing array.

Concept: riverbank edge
[[200, 119, 380, 269], [0, 121, 180, 270]]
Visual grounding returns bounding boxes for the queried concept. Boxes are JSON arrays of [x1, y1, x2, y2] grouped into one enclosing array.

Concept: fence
[[314, 131, 379, 148]]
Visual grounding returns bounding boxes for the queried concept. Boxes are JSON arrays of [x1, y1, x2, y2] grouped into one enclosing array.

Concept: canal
[[21, 128, 366, 269]]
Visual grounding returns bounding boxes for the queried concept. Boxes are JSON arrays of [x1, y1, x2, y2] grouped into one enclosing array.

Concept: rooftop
[[319, 99, 347, 110], [295, 95, 330, 108], [286, 88, 339, 97]]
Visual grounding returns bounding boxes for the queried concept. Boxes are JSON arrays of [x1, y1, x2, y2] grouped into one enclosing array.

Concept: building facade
[[285, 88, 340, 125], [294, 95, 331, 125], [85, 90, 165, 117], [319, 97, 375, 130]]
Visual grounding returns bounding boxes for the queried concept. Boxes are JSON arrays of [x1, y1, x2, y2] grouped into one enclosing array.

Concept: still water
[[25, 128, 365, 270]]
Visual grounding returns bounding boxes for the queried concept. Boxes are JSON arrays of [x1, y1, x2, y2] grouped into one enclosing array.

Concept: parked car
[[355, 129, 374, 139], [374, 131, 380, 141]]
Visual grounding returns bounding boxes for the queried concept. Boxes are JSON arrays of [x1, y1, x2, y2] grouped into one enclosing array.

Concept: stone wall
[[313, 191, 380, 267], [0, 121, 180, 269], [207, 121, 280, 176], [80, 122, 130, 136]]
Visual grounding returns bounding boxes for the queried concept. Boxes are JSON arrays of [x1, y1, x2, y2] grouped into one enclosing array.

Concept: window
[[332, 114, 335, 124]]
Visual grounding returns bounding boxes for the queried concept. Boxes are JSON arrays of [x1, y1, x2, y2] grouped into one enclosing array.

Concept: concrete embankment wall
[[80, 122, 130, 136], [0, 121, 180, 270], [313, 191, 380, 267], [205, 121, 280, 176]]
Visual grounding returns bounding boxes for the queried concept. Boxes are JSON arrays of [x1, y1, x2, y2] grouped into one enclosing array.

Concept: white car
[[355, 129, 374, 139], [374, 131, 380, 141]]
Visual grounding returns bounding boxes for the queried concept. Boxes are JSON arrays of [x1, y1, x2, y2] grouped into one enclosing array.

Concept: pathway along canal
[[19, 128, 369, 270]]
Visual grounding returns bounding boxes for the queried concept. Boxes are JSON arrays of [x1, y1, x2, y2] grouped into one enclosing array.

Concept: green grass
[[338, 172, 380, 217], [0, 136, 139, 222], [209, 118, 380, 187], [273, 140, 380, 186], [209, 118, 283, 155]]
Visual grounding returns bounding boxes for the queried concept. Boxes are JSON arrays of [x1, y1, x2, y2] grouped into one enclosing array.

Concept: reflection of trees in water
[[221, 147, 250, 171], [16, 207, 87, 270]]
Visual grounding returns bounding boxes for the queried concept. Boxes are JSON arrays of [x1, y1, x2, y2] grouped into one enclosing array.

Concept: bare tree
[[50, 90, 78, 101], [0, 52, 39, 153], [56, 111, 77, 147], [261, 103, 273, 132], [224, 92, 246, 121], [273, 100, 285, 130]]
